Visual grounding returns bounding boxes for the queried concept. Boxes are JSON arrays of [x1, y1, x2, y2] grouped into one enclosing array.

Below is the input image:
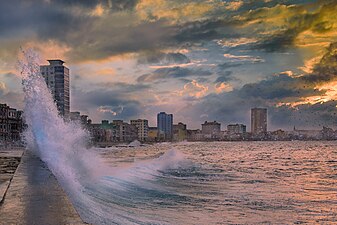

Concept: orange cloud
[[215, 82, 233, 93], [177, 80, 208, 98]]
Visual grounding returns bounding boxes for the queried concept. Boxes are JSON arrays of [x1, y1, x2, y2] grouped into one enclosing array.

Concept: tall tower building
[[40, 60, 70, 118], [157, 112, 173, 140], [251, 108, 267, 134]]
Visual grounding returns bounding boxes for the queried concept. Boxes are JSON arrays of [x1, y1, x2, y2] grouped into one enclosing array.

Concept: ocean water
[[75, 141, 337, 225]]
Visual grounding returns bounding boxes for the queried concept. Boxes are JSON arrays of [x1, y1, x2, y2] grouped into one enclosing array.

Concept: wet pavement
[[0, 149, 23, 203], [0, 151, 87, 225]]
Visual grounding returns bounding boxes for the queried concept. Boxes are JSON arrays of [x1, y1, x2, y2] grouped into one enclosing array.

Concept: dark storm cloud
[[0, 1, 92, 40], [217, 62, 244, 70], [247, 1, 337, 52], [72, 88, 142, 121], [303, 42, 337, 84], [95, 82, 150, 92], [269, 101, 337, 129], [137, 52, 190, 65], [237, 74, 321, 100], [214, 71, 233, 83], [67, 19, 177, 61], [137, 66, 212, 82], [174, 19, 238, 43]]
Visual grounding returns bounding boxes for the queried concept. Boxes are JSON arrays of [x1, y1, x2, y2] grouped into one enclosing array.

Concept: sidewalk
[[0, 149, 23, 203], [0, 151, 87, 225]]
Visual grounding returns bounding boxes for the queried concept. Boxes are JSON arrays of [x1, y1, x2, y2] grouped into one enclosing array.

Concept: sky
[[0, 0, 337, 130]]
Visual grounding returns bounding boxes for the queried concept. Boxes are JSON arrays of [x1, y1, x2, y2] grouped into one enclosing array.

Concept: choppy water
[[75, 141, 337, 225]]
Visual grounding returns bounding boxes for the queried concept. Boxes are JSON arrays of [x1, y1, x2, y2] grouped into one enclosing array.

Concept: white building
[[130, 119, 149, 141]]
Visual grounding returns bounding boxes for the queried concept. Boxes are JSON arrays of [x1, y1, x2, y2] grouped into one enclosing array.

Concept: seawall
[[0, 150, 87, 225]]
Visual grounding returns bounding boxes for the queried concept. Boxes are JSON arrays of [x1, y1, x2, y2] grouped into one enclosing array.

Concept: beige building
[[130, 119, 149, 141], [173, 122, 187, 142], [147, 127, 158, 142]]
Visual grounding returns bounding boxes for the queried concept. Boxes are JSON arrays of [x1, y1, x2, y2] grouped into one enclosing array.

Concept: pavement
[[0, 151, 87, 225], [0, 149, 23, 203]]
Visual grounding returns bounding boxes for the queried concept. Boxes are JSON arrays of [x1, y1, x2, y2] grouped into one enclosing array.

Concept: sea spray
[[17, 49, 192, 224], [17, 49, 110, 213]]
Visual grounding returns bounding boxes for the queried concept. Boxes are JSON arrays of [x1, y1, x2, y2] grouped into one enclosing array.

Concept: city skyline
[[0, 1, 337, 130]]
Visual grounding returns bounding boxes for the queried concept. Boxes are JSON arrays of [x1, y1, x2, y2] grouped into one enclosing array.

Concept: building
[[70, 111, 81, 121], [130, 119, 149, 142], [186, 129, 203, 141], [251, 108, 267, 134], [40, 60, 70, 118], [70, 111, 90, 127], [157, 112, 173, 140], [88, 120, 118, 145], [227, 124, 246, 134], [173, 122, 187, 142], [111, 120, 138, 142], [202, 121, 221, 139], [0, 103, 23, 144], [148, 127, 158, 142]]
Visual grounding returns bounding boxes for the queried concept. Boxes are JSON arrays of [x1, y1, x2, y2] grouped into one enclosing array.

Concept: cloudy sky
[[1, 0, 337, 130]]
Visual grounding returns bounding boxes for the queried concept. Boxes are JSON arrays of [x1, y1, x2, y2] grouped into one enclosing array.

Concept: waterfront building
[[0, 103, 23, 144], [227, 124, 246, 134], [130, 119, 149, 142], [251, 108, 267, 134], [173, 122, 187, 142], [70, 111, 90, 127], [186, 129, 203, 141], [70, 111, 81, 121], [111, 120, 138, 142], [201, 121, 221, 139], [157, 112, 173, 140], [88, 120, 118, 144], [148, 127, 158, 142], [40, 60, 70, 118]]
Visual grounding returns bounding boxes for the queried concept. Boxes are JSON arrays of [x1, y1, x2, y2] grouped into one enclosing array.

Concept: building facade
[[0, 103, 23, 144], [202, 121, 221, 139], [148, 127, 158, 142], [251, 108, 267, 134], [227, 124, 246, 134], [111, 120, 138, 142], [40, 60, 70, 118], [157, 112, 173, 140], [130, 119, 149, 142], [173, 122, 187, 142]]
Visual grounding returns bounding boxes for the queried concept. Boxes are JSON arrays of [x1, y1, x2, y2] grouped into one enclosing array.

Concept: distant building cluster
[[35, 60, 337, 144], [2, 59, 337, 146]]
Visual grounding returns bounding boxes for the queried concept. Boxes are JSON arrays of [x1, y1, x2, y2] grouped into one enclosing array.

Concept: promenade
[[0, 150, 86, 225]]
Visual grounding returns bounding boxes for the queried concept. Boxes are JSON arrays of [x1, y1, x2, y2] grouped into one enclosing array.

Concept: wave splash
[[17, 50, 193, 224]]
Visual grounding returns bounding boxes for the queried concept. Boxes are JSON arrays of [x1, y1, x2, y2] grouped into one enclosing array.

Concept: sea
[[74, 141, 337, 225]]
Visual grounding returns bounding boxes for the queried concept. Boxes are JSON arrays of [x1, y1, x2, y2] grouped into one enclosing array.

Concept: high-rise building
[[157, 112, 173, 140], [130, 119, 149, 141], [251, 108, 267, 134], [40, 60, 70, 118]]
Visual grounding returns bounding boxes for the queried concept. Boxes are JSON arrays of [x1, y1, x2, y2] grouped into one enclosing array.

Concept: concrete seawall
[[0, 151, 87, 225]]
